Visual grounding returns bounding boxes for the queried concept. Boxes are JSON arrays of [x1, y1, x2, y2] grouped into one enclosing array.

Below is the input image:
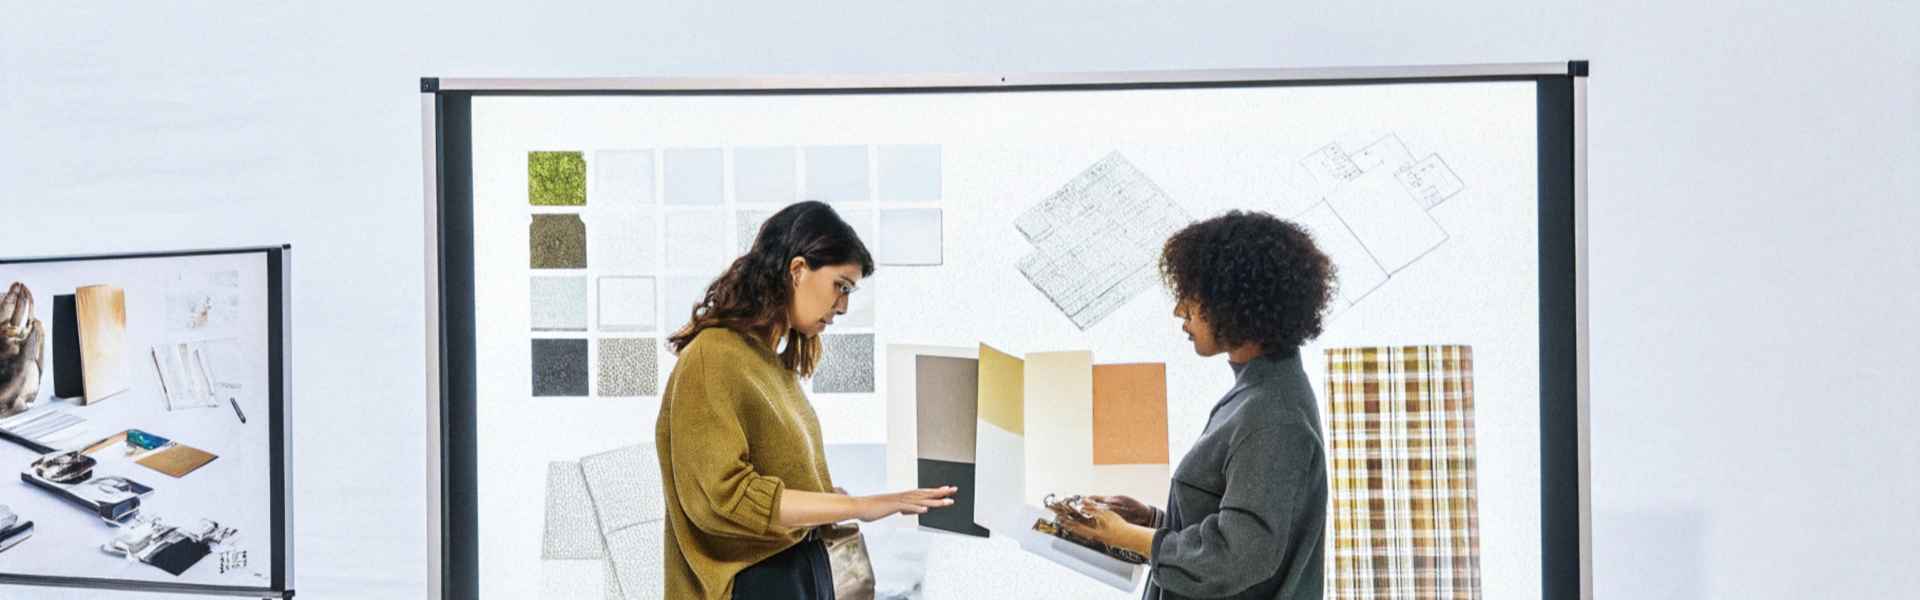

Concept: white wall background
[[1, 2, 1913, 598]]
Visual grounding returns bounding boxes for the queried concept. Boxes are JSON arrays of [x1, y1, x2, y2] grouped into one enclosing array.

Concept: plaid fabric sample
[[1324, 345, 1482, 599]]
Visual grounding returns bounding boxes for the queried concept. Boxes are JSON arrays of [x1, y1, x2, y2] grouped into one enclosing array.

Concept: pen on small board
[[229, 397, 246, 424]]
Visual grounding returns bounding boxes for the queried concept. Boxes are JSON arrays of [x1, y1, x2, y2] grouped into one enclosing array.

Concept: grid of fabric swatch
[[1324, 345, 1482, 600]]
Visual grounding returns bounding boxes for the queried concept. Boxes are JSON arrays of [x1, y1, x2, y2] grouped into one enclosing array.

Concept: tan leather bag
[[820, 522, 874, 600]]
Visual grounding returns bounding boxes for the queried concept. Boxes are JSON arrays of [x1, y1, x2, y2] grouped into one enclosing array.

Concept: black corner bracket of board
[[420, 77, 441, 93], [1568, 61, 1589, 77]]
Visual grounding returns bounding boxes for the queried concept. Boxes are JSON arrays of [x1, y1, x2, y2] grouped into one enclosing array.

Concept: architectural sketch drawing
[[1396, 154, 1467, 209], [1014, 152, 1190, 330], [1300, 142, 1364, 187], [1289, 134, 1461, 318], [1349, 134, 1413, 172]]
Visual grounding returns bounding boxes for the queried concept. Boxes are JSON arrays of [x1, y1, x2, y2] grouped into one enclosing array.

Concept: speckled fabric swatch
[[581, 444, 668, 599], [529, 151, 587, 206], [543, 461, 606, 560], [596, 338, 658, 397], [580, 444, 666, 532], [604, 526, 665, 599], [813, 333, 875, 393], [533, 338, 589, 397], [531, 214, 587, 269]]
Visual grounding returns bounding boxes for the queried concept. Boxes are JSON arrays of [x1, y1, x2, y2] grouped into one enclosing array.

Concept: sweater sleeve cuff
[[1150, 506, 1166, 528], [740, 474, 789, 536], [1149, 525, 1171, 569]]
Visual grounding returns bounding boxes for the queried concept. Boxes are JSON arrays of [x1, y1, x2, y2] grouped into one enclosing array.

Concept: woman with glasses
[[656, 201, 956, 600]]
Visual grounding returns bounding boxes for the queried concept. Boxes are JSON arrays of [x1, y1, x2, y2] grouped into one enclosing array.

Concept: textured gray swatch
[[533, 338, 590, 397], [596, 338, 659, 397], [543, 461, 606, 560], [580, 444, 667, 532], [604, 525, 666, 600], [531, 276, 588, 332], [813, 333, 876, 394]]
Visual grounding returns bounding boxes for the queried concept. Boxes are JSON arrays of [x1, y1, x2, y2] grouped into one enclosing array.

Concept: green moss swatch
[[529, 151, 587, 205], [531, 214, 587, 268]]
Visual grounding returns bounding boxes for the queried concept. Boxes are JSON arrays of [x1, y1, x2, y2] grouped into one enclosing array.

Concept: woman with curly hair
[[655, 201, 956, 600], [1060, 210, 1336, 600]]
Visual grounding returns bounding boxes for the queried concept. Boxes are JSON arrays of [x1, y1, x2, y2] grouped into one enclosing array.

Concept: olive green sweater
[[654, 327, 834, 600]]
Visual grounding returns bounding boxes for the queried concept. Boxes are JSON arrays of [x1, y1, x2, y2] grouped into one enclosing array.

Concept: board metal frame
[[422, 61, 1591, 600]]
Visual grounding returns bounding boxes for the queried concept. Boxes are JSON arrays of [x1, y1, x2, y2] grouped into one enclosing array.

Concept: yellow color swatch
[[977, 344, 1024, 435]]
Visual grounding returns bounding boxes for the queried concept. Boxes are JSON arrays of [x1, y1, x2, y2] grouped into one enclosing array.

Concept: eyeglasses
[[833, 278, 861, 299]]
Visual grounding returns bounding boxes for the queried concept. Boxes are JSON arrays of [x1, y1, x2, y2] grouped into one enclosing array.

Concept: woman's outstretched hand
[[853, 486, 958, 522], [1087, 495, 1155, 527]]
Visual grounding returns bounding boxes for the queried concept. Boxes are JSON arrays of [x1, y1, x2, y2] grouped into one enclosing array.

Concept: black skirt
[[733, 536, 834, 600]]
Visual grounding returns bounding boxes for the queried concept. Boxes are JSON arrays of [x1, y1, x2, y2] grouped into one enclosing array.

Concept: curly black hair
[[1159, 210, 1336, 354]]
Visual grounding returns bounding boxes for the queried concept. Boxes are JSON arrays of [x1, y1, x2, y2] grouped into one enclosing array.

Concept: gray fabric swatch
[[531, 276, 588, 332], [596, 338, 658, 397], [580, 444, 666, 532], [533, 338, 589, 396], [543, 461, 607, 560], [604, 525, 666, 600], [813, 334, 875, 393]]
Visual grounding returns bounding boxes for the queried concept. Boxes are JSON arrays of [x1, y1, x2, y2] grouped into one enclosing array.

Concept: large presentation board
[[0, 247, 293, 598], [426, 63, 1589, 599]]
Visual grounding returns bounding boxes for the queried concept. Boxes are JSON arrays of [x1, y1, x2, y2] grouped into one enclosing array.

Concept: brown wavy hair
[[666, 201, 875, 376], [1159, 210, 1336, 354]]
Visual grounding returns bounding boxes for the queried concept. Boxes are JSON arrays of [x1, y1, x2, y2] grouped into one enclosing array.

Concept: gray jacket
[[1144, 351, 1327, 600]]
